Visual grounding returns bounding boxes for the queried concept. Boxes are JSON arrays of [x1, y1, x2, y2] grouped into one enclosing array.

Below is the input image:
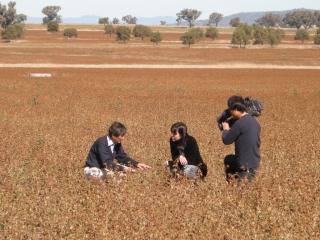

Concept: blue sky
[[3, 0, 320, 18]]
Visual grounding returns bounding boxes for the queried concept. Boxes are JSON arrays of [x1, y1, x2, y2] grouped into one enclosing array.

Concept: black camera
[[217, 109, 237, 131], [217, 96, 263, 131]]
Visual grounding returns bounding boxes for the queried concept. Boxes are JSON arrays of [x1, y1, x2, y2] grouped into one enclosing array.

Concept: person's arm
[[116, 144, 139, 167], [170, 140, 187, 165], [222, 122, 241, 145]]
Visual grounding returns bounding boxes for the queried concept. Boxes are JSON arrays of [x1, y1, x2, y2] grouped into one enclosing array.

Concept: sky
[[2, 0, 320, 18]]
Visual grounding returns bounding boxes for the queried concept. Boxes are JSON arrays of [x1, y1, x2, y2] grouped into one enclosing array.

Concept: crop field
[[0, 28, 320, 239]]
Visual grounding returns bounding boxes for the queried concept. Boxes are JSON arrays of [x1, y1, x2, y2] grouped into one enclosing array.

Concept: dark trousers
[[224, 155, 257, 183]]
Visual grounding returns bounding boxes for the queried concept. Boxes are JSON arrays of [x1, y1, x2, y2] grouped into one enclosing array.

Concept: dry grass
[[0, 67, 320, 239]]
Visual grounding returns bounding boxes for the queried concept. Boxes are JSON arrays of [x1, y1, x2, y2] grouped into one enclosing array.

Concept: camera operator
[[221, 98, 261, 183]]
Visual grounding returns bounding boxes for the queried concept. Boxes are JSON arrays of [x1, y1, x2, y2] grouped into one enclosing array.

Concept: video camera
[[217, 96, 263, 131]]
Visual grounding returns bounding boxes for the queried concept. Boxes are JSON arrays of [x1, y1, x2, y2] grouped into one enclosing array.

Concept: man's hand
[[137, 163, 151, 170], [123, 165, 136, 173], [222, 122, 231, 131], [179, 155, 188, 165]]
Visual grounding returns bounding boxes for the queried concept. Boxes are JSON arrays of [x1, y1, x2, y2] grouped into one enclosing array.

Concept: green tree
[[209, 12, 223, 27], [188, 27, 204, 40], [122, 15, 137, 24], [104, 24, 115, 37], [63, 28, 78, 38], [47, 21, 59, 32], [160, 21, 166, 26], [294, 29, 309, 43], [99, 17, 109, 25], [314, 30, 320, 44], [256, 13, 282, 27], [180, 28, 203, 47], [132, 25, 152, 40], [176, 9, 202, 28], [150, 31, 162, 45], [266, 28, 284, 47], [115, 26, 131, 42], [112, 18, 119, 24], [205, 27, 219, 40], [230, 17, 241, 27], [0, 1, 27, 29], [253, 25, 268, 45], [42, 6, 61, 24], [283, 10, 316, 29], [231, 24, 253, 48], [1, 24, 19, 41]]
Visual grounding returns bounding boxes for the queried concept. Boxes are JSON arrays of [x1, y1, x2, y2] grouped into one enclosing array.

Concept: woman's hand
[[179, 155, 188, 165]]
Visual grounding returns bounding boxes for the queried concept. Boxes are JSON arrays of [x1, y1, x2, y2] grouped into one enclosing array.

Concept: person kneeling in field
[[166, 122, 207, 180], [221, 98, 261, 183], [84, 121, 151, 181]]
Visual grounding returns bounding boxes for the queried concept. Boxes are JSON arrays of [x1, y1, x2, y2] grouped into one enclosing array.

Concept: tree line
[[1, 2, 320, 47]]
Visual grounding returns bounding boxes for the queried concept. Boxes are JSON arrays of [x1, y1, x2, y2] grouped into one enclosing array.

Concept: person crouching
[[166, 122, 207, 180], [84, 121, 151, 181]]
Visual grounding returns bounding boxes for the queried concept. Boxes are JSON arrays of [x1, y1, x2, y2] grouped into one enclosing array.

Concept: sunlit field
[[0, 28, 320, 239]]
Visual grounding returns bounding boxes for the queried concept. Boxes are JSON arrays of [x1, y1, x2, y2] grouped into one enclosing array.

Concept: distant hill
[[26, 9, 319, 26]]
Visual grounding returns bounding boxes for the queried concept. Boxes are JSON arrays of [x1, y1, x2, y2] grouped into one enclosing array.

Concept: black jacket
[[170, 134, 203, 166], [85, 135, 138, 169]]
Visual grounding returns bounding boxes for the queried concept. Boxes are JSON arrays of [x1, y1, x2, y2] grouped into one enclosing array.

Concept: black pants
[[224, 155, 257, 183]]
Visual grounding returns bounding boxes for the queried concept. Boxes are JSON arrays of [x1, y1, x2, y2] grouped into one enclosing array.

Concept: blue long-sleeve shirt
[[222, 114, 261, 169]]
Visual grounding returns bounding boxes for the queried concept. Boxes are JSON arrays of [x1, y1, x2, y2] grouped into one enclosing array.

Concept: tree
[[0, 1, 27, 29], [180, 28, 203, 47], [99, 17, 109, 25], [253, 25, 268, 45], [314, 29, 320, 44], [205, 27, 219, 40], [230, 17, 241, 27], [104, 24, 115, 37], [294, 29, 309, 43], [112, 18, 119, 24], [115, 26, 131, 42], [209, 12, 223, 27], [231, 24, 253, 48], [256, 13, 282, 27], [176, 9, 201, 28], [283, 10, 316, 29], [63, 28, 77, 38], [150, 31, 162, 45], [253, 25, 284, 46], [266, 28, 284, 47], [1, 24, 21, 41], [42, 6, 61, 24], [47, 21, 59, 32], [132, 25, 152, 40], [160, 21, 166, 26], [122, 15, 137, 24]]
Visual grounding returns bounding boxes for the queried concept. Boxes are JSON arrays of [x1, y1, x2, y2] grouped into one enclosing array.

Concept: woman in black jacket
[[167, 122, 207, 179]]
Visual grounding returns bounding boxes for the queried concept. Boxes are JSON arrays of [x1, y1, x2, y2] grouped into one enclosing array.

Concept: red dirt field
[[0, 30, 320, 66], [1, 67, 320, 239]]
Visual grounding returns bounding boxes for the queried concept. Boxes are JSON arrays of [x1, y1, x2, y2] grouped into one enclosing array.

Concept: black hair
[[170, 122, 188, 139], [229, 102, 247, 113], [108, 122, 127, 137], [227, 95, 244, 108]]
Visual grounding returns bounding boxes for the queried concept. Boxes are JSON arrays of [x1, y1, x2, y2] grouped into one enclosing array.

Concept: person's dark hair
[[229, 102, 247, 113], [108, 122, 127, 137], [170, 122, 188, 139], [227, 95, 244, 108]]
